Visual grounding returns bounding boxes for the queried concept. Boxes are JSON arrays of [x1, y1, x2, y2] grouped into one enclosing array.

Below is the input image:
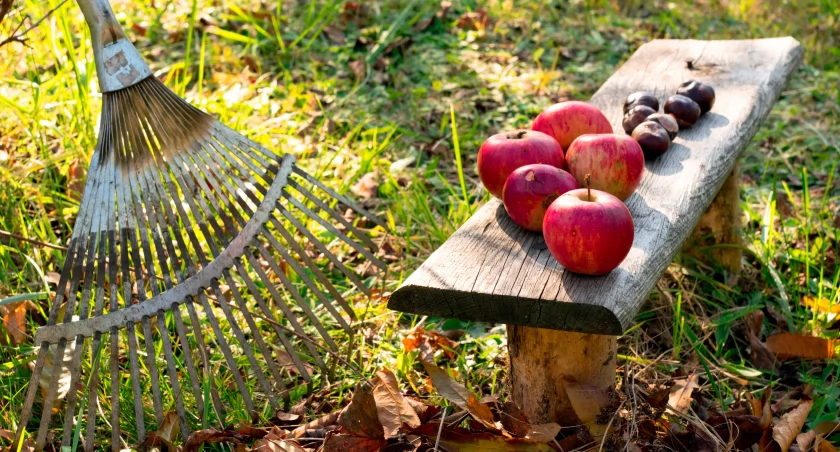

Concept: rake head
[[14, 2, 387, 450]]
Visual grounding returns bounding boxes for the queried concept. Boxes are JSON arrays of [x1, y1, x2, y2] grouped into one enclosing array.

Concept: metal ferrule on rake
[[15, 1, 387, 450]]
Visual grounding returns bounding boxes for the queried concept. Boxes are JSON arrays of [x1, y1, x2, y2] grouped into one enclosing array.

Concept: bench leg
[[686, 162, 743, 279], [507, 325, 616, 424]]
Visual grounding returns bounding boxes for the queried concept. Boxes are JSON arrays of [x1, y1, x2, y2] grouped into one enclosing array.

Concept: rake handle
[[75, 0, 152, 92]]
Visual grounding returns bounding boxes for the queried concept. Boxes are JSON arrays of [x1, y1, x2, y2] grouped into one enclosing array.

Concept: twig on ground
[[0, 0, 68, 48], [0, 229, 67, 251]]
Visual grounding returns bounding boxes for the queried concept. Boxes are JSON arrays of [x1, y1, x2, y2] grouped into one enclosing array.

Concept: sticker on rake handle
[[34, 155, 296, 345]]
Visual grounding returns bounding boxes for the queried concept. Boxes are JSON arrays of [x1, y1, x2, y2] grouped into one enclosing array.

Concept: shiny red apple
[[565, 134, 644, 201], [477, 129, 565, 199], [502, 164, 579, 232], [543, 187, 634, 275], [531, 101, 613, 150]]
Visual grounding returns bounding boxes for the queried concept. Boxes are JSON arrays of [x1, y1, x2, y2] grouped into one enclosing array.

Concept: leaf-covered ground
[[0, 0, 838, 450]]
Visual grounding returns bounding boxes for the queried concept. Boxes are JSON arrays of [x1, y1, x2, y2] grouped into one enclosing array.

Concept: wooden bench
[[388, 38, 803, 425]]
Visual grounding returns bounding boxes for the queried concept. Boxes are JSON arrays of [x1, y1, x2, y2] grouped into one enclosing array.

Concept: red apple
[[565, 134, 644, 201], [477, 129, 565, 199], [502, 164, 579, 231], [531, 101, 613, 150], [543, 188, 634, 275]]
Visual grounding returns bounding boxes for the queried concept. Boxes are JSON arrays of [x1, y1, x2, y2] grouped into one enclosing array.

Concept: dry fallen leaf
[[351, 172, 378, 199], [770, 400, 814, 452], [409, 423, 554, 451], [142, 412, 181, 449], [456, 8, 488, 31], [803, 295, 840, 314], [349, 59, 366, 81], [322, 431, 385, 452], [253, 426, 306, 452], [499, 401, 530, 437], [746, 311, 777, 370], [372, 369, 421, 437], [420, 360, 497, 431], [561, 376, 617, 441], [36, 340, 75, 406], [338, 383, 385, 439], [402, 326, 459, 359], [815, 434, 840, 452], [667, 373, 699, 413], [525, 423, 561, 443], [1, 302, 27, 345], [814, 421, 840, 436], [766, 333, 838, 360], [793, 430, 817, 452], [323, 25, 346, 44], [67, 158, 86, 202]]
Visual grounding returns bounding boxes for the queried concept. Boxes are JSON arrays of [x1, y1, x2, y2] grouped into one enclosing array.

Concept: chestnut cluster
[[621, 80, 715, 159]]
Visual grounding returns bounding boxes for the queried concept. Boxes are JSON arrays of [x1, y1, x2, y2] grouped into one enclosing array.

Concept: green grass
[[0, 0, 838, 449]]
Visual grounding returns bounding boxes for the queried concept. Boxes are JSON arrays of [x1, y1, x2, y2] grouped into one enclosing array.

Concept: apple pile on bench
[[388, 37, 803, 425]]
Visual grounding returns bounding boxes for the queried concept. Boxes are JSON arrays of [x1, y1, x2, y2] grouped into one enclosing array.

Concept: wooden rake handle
[[76, 0, 153, 92]]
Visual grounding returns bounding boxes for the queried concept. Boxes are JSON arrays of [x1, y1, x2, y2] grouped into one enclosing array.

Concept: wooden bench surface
[[388, 38, 803, 335]]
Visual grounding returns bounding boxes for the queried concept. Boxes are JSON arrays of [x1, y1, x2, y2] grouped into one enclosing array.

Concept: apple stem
[[507, 130, 528, 140], [585, 173, 591, 201]]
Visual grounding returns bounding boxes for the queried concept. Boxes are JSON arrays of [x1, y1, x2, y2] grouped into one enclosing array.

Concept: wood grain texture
[[685, 162, 743, 281], [389, 38, 803, 335], [507, 327, 616, 424]]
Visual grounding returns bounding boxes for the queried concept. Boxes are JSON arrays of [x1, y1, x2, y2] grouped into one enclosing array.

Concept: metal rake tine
[[273, 204, 372, 297], [109, 327, 121, 451], [156, 311, 191, 440], [144, 124, 316, 401], [132, 148, 203, 433], [59, 232, 103, 447], [84, 332, 105, 451], [189, 141, 353, 334], [230, 258, 314, 382], [282, 192, 387, 269], [35, 339, 68, 448], [250, 236, 340, 351], [113, 90, 160, 435], [292, 165, 388, 230], [132, 81, 224, 423], [183, 298, 227, 424], [126, 323, 147, 442], [221, 268, 291, 399], [120, 89, 167, 427], [123, 88, 192, 432], [113, 94, 148, 440], [205, 136, 382, 290], [242, 250, 329, 372], [35, 164, 108, 448], [196, 137, 358, 322], [287, 178, 378, 252], [260, 228, 353, 333], [59, 145, 112, 446], [267, 215, 359, 320], [133, 141, 259, 419], [137, 139, 281, 411], [161, 145, 294, 401]]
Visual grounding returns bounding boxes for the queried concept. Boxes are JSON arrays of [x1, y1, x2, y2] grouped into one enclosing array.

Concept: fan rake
[[13, 0, 386, 450]]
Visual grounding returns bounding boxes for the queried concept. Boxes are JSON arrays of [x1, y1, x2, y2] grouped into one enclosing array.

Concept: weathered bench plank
[[389, 38, 803, 335]]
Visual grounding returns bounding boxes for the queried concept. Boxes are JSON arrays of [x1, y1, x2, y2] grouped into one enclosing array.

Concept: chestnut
[[622, 105, 657, 134], [632, 121, 671, 159], [645, 113, 679, 140], [664, 94, 701, 128], [676, 80, 715, 114], [623, 91, 659, 114]]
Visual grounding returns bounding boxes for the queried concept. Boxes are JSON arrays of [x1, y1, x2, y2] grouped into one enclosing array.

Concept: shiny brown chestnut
[[623, 91, 659, 114], [632, 121, 671, 159], [645, 113, 679, 140], [622, 105, 657, 134], [676, 80, 715, 114], [664, 94, 701, 128]]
